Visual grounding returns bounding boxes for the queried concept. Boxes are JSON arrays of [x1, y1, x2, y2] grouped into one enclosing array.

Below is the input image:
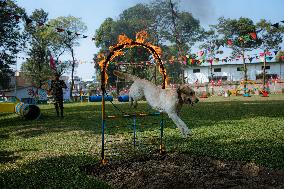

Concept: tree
[[150, 0, 203, 83], [94, 1, 203, 85], [276, 50, 284, 62], [0, 0, 25, 89], [199, 29, 224, 94], [21, 9, 52, 89], [256, 19, 283, 89], [213, 17, 261, 94], [94, 4, 157, 88], [48, 16, 87, 99]]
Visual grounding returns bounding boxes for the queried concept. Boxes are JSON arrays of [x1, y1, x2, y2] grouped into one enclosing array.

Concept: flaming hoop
[[98, 31, 167, 92]]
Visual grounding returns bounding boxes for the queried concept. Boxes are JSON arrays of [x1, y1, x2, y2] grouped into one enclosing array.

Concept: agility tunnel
[[118, 95, 129, 102], [0, 102, 41, 120], [89, 95, 113, 102]]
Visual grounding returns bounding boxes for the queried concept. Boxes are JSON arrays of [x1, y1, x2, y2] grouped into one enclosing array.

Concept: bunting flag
[[250, 32, 257, 40], [273, 50, 279, 55], [56, 28, 65, 32], [266, 57, 273, 61], [271, 23, 279, 29], [49, 54, 56, 71], [227, 39, 233, 46], [0, 2, 93, 41]]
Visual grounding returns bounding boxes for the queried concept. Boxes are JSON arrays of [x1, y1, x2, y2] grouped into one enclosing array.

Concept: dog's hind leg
[[129, 97, 134, 107], [133, 100, 138, 108], [168, 113, 191, 138]]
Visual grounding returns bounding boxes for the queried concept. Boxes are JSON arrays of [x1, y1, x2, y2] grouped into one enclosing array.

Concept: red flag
[[50, 55, 56, 70], [250, 32, 257, 40], [227, 39, 233, 46]]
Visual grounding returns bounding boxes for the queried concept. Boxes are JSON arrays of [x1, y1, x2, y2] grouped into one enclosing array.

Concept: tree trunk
[[70, 48, 76, 100], [242, 48, 248, 95], [210, 63, 214, 95], [262, 52, 267, 90]]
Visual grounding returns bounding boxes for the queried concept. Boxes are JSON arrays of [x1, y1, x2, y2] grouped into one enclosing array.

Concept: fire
[[136, 31, 148, 43], [98, 31, 167, 89], [118, 34, 133, 45]]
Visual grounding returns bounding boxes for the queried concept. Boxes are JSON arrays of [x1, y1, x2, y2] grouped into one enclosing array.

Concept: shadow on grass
[[164, 133, 284, 170], [0, 154, 110, 189], [0, 150, 21, 164], [1, 100, 283, 153]]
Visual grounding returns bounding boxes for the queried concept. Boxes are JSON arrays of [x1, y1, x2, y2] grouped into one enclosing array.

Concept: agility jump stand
[[98, 31, 168, 165], [100, 97, 166, 165]]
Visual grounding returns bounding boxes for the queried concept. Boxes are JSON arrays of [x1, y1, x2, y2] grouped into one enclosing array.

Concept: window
[[237, 67, 244, 71], [193, 69, 200, 73], [261, 66, 270, 70], [208, 76, 227, 81], [214, 68, 221, 72]]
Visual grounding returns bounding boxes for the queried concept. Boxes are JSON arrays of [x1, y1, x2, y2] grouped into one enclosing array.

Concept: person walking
[[50, 73, 67, 117]]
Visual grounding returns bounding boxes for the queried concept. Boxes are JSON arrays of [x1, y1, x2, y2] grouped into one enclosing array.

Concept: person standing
[[50, 73, 67, 117]]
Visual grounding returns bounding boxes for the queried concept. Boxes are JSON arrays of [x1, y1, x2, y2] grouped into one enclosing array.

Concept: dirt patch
[[81, 153, 284, 189]]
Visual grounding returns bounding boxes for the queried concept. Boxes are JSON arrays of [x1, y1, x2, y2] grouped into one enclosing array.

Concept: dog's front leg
[[168, 112, 191, 138], [176, 102, 183, 116]]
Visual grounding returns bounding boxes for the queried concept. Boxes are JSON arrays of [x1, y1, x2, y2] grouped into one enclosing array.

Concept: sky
[[16, 0, 284, 80]]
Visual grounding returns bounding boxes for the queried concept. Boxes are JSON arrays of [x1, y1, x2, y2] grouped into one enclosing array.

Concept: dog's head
[[177, 85, 199, 106]]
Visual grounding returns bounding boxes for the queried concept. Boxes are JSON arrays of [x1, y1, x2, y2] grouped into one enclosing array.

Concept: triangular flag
[[271, 23, 279, 29], [227, 39, 233, 46], [274, 50, 279, 55], [14, 15, 21, 21], [25, 18, 32, 25], [56, 28, 65, 32], [250, 32, 257, 40], [244, 35, 251, 41], [265, 57, 273, 61], [50, 54, 56, 71]]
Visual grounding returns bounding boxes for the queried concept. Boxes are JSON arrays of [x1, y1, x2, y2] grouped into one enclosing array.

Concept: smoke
[[179, 0, 215, 25]]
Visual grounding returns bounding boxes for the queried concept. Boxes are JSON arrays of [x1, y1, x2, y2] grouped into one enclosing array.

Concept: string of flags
[[3, 0, 284, 67], [165, 50, 283, 66], [0, 0, 95, 41]]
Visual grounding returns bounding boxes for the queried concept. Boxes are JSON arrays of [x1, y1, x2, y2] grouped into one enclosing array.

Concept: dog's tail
[[113, 70, 139, 81]]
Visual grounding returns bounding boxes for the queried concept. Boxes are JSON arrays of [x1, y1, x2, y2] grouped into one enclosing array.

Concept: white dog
[[113, 70, 199, 137]]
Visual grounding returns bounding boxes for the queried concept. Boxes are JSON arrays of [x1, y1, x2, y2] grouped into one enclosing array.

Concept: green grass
[[0, 94, 284, 188]]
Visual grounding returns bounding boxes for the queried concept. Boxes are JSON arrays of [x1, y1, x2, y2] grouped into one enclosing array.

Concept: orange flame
[[109, 50, 124, 62], [136, 31, 148, 43], [158, 63, 168, 87], [118, 34, 132, 45]]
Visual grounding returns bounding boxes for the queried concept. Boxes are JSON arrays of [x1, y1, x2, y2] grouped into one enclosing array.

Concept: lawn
[[0, 94, 284, 188]]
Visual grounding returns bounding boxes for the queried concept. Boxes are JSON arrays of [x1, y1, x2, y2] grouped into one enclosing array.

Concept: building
[[185, 61, 284, 84]]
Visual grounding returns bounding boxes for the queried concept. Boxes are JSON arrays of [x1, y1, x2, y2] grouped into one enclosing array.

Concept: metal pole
[[159, 112, 165, 154], [101, 92, 107, 165], [133, 114, 136, 148], [263, 52, 267, 91], [100, 68, 107, 165]]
